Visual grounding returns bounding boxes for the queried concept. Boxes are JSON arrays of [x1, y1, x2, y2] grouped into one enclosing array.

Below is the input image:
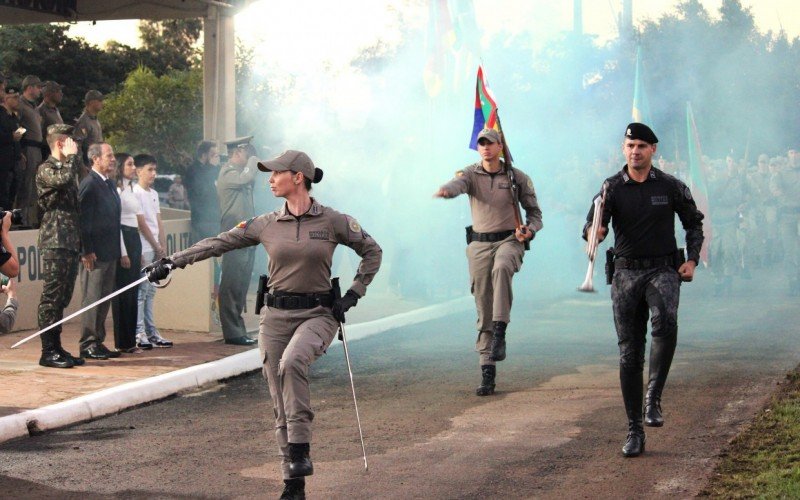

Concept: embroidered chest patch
[[309, 230, 330, 240], [651, 195, 669, 206]]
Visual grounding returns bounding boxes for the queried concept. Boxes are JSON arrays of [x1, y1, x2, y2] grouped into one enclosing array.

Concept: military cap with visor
[[4, 86, 20, 98], [477, 128, 501, 144], [224, 135, 254, 150], [624, 122, 659, 144], [84, 89, 104, 103], [21, 75, 44, 89], [42, 81, 65, 94], [258, 150, 324, 183]]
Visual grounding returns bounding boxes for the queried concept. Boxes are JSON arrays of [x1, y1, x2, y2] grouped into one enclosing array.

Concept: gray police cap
[[257, 150, 323, 183]]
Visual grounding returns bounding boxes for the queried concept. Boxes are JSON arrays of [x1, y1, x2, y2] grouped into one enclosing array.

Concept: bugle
[[578, 183, 607, 292]]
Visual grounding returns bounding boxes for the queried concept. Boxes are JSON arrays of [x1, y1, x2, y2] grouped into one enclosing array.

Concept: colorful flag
[[423, 0, 452, 97], [686, 101, 712, 266], [469, 65, 500, 150], [632, 46, 651, 123]]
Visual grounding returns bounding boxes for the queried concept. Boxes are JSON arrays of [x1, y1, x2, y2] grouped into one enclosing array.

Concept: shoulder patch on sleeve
[[348, 217, 362, 233], [236, 217, 256, 230], [455, 170, 464, 177], [684, 186, 693, 201], [527, 177, 533, 189]]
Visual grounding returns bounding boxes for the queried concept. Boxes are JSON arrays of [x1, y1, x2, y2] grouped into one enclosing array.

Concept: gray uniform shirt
[[73, 110, 103, 148], [770, 166, 800, 209], [38, 102, 63, 138], [217, 156, 257, 231], [440, 161, 543, 234], [0, 296, 18, 335], [18, 97, 43, 144], [171, 199, 382, 297]]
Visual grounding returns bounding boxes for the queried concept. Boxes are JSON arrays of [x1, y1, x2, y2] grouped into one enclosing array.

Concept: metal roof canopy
[[0, 0, 250, 144]]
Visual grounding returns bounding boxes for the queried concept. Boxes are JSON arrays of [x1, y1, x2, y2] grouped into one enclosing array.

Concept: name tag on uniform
[[309, 230, 329, 240], [651, 195, 669, 206], [498, 182, 511, 189]]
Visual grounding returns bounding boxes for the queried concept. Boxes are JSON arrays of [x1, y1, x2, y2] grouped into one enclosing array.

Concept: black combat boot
[[54, 332, 85, 366], [488, 321, 507, 361], [645, 334, 677, 427], [288, 443, 313, 478], [620, 366, 645, 457], [279, 478, 305, 500], [39, 330, 74, 369], [476, 364, 496, 396]]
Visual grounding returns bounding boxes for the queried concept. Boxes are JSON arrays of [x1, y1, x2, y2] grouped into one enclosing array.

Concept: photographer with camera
[[0, 277, 18, 335]]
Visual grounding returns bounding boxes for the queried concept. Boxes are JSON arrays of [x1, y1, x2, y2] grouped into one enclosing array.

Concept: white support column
[[203, 5, 236, 144]]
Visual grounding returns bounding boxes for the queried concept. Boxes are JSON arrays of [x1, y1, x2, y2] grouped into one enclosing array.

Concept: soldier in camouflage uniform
[[708, 156, 747, 295], [36, 124, 85, 368], [217, 136, 258, 345], [770, 148, 800, 295], [583, 123, 704, 457]]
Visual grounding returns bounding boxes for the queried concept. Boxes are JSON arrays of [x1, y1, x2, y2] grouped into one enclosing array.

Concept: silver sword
[[11, 275, 150, 349], [338, 320, 369, 472]]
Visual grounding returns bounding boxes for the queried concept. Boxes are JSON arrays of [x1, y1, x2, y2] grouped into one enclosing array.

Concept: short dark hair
[[196, 140, 215, 159], [134, 153, 157, 169]]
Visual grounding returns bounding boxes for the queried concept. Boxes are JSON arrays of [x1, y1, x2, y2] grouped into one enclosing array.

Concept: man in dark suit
[[78, 142, 121, 360], [0, 87, 23, 210]]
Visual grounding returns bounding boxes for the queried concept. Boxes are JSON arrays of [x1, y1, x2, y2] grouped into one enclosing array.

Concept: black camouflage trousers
[[38, 248, 79, 351], [611, 266, 680, 372]]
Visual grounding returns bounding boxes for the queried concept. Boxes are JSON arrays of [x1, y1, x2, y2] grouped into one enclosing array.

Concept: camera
[[0, 208, 23, 226]]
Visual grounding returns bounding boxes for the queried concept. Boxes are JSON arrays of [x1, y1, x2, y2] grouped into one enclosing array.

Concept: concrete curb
[[0, 296, 471, 445]]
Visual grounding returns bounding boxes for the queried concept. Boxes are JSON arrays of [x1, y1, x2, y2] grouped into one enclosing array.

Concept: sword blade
[[11, 275, 150, 349], [339, 321, 368, 471]]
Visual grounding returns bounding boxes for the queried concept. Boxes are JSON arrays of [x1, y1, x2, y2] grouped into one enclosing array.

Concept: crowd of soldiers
[[0, 74, 105, 227], [684, 150, 799, 296]]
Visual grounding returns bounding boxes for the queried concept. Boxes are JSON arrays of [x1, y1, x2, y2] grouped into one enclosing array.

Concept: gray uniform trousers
[[258, 304, 339, 480], [219, 246, 256, 340], [18, 146, 41, 226], [79, 260, 117, 350], [611, 266, 680, 411], [466, 235, 525, 366]]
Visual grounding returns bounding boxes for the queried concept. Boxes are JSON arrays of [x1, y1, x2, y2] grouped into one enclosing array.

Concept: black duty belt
[[470, 229, 514, 243], [615, 255, 675, 270], [121, 225, 138, 233], [265, 291, 334, 310]]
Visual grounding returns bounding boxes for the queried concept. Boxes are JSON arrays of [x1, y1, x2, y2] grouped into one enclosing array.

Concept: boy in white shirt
[[133, 154, 173, 347]]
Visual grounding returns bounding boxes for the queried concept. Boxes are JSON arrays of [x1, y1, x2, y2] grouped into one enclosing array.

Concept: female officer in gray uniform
[[145, 150, 382, 500]]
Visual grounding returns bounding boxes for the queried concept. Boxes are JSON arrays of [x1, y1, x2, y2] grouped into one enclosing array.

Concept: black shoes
[[280, 478, 305, 500], [644, 398, 664, 427], [225, 336, 256, 346], [80, 345, 109, 360], [488, 321, 507, 361], [622, 430, 646, 457], [98, 343, 122, 358], [476, 364, 496, 396], [39, 350, 75, 368], [288, 443, 313, 478], [57, 347, 85, 366]]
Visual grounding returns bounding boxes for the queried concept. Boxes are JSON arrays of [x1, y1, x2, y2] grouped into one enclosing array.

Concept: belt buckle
[[286, 296, 301, 309]]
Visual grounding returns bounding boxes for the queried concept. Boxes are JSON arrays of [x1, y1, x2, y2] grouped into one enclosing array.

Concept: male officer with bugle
[[435, 128, 542, 397], [582, 123, 704, 457]]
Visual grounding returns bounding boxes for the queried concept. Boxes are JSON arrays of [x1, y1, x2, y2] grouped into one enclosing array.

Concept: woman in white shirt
[[111, 153, 150, 352]]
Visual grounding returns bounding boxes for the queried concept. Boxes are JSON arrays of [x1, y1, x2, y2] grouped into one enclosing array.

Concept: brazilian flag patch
[[236, 217, 255, 230]]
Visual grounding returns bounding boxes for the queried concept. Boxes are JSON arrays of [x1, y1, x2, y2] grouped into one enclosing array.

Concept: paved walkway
[[0, 289, 439, 424]]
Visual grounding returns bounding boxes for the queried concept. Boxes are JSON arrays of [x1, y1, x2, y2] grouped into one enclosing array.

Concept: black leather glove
[[142, 258, 174, 283], [332, 290, 359, 323]]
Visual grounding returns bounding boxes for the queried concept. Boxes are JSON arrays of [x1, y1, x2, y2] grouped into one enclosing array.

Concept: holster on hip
[[255, 274, 269, 314], [465, 225, 474, 245], [331, 277, 343, 340], [605, 247, 616, 285]]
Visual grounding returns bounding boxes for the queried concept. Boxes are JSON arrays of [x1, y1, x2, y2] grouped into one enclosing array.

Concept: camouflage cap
[[224, 135, 254, 150], [257, 150, 324, 183], [84, 89, 104, 103], [477, 128, 501, 143], [47, 123, 73, 136], [42, 81, 64, 94], [21, 75, 43, 89]]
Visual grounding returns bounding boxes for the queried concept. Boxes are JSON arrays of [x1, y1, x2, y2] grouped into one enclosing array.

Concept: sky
[[67, 0, 800, 51]]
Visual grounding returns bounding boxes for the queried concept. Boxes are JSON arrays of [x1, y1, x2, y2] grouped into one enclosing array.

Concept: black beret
[[624, 122, 658, 144]]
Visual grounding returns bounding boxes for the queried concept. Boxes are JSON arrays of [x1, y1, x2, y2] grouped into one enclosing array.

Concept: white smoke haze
[[234, 0, 799, 303]]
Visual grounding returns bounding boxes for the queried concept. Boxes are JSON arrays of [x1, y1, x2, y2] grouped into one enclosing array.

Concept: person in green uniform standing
[[217, 136, 259, 345]]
